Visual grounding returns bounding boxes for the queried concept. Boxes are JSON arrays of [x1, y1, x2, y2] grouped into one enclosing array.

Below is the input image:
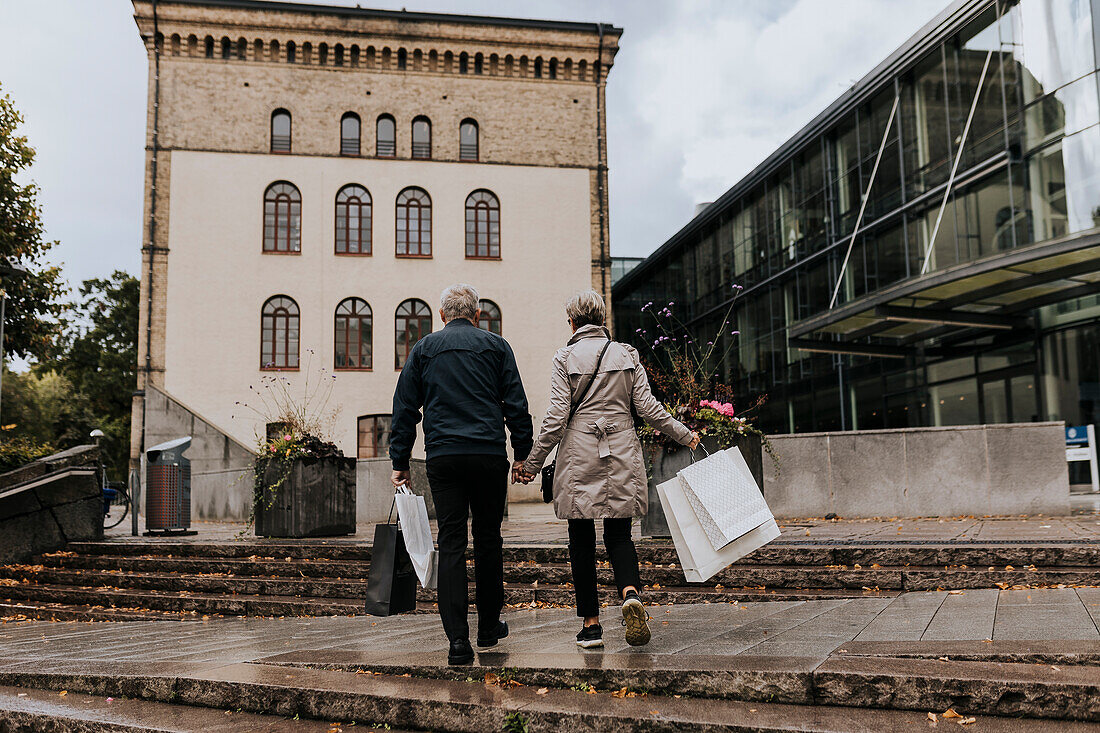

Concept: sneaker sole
[[576, 638, 604, 648], [622, 598, 651, 646]]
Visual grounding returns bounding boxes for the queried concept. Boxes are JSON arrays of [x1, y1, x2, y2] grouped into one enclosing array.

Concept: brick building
[[129, 0, 620, 515]]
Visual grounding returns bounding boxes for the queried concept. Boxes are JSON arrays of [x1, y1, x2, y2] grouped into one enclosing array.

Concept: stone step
[[268, 650, 1100, 723], [62, 540, 1100, 567], [0, 683, 349, 732], [0, 658, 1095, 731], [0, 572, 891, 619], [0, 601, 171, 623], [27, 552, 1100, 591]]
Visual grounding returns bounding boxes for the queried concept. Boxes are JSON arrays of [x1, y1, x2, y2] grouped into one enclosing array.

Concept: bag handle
[[689, 441, 712, 464], [386, 482, 415, 525], [565, 338, 612, 429]]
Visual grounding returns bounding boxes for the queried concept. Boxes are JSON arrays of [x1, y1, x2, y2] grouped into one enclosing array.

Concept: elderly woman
[[521, 291, 699, 648]]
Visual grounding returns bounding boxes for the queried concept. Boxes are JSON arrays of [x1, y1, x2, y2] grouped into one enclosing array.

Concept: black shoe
[[576, 623, 604, 649], [622, 592, 651, 646], [476, 621, 509, 648], [448, 637, 474, 665]]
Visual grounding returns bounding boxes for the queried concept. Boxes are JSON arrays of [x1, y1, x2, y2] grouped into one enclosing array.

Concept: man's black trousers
[[425, 454, 509, 642]]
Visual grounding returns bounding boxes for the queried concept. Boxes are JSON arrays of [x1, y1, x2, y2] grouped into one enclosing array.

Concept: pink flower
[[283, 434, 292, 441]]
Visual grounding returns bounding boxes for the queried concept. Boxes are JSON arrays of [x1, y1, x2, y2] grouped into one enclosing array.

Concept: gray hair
[[440, 283, 480, 322], [565, 290, 606, 328]]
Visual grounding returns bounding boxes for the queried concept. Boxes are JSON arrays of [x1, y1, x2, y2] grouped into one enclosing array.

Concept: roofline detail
[[138, 0, 622, 35]]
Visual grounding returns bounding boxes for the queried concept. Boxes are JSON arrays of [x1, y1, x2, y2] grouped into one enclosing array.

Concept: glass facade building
[[613, 0, 1100, 452]]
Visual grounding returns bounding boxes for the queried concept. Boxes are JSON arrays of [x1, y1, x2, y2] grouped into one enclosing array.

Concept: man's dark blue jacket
[[390, 318, 533, 471]]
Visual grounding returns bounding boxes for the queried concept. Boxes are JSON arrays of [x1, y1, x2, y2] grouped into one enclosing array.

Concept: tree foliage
[[0, 83, 68, 361]]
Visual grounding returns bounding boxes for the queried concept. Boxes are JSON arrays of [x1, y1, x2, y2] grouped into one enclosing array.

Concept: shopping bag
[[677, 446, 774, 550], [364, 522, 418, 616], [657, 453, 780, 583], [394, 485, 438, 589]]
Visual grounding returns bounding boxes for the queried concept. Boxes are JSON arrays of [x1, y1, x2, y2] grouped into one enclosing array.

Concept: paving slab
[[853, 591, 946, 641], [838, 639, 1100, 665], [921, 588, 999, 640], [993, 589, 1100, 640]]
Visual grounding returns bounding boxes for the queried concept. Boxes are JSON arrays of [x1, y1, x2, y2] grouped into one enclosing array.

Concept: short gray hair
[[565, 290, 606, 328], [440, 283, 480, 322]]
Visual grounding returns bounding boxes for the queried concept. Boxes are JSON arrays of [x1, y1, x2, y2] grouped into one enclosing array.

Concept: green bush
[[0, 436, 55, 474]]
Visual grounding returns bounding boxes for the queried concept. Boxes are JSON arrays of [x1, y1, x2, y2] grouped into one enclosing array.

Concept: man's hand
[[687, 432, 702, 450], [391, 470, 410, 488], [512, 461, 530, 485]]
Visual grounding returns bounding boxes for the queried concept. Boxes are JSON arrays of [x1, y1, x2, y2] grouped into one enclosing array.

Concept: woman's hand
[[687, 432, 702, 450]]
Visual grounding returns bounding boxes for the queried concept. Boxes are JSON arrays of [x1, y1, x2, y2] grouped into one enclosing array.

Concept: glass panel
[[1011, 0, 1094, 102], [930, 378, 979, 425], [1010, 373, 1038, 422], [1025, 73, 1100, 149], [982, 378, 1008, 422]]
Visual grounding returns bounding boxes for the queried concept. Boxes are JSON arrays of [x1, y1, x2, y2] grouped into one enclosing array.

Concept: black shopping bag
[[364, 522, 417, 616]]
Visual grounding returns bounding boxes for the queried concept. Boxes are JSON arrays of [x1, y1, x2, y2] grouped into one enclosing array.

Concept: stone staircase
[[2, 539, 1098, 622]]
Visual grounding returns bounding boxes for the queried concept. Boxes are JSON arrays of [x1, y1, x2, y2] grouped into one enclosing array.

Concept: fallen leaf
[[948, 590, 964, 595], [942, 709, 961, 719], [535, 687, 549, 695], [611, 687, 628, 698], [484, 673, 500, 685], [959, 718, 976, 726], [938, 657, 949, 662], [928, 712, 938, 722], [586, 688, 597, 695], [1051, 665, 1060, 672], [649, 710, 660, 715]]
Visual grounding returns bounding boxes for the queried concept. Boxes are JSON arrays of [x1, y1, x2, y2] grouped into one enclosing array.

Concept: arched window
[[411, 116, 431, 159], [263, 181, 301, 253], [376, 114, 395, 157], [286, 41, 296, 63], [271, 109, 291, 153], [204, 35, 214, 58], [396, 187, 431, 257], [459, 52, 469, 74], [340, 112, 360, 156], [335, 184, 371, 255], [465, 189, 500, 259], [459, 119, 478, 161], [261, 296, 299, 369], [478, 299, 502, 335], [395, 299, 432, 369], [335, 297, 372, 370], [397, 48, 407, 69]]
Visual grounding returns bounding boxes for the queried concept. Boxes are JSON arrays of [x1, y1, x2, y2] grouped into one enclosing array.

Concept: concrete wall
[[763, 422, 1071, 518], [358, 458, 431, 523], [0, 446, 103, 564], [144, 386, 254, 521]]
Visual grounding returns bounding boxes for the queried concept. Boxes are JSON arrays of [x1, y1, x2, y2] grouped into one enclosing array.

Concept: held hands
[[512, 461, 536, 485], [391, 470, 410, 488], [688, 432, 702, 450]]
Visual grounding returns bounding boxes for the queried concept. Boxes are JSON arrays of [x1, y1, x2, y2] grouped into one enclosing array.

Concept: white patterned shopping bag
[[657, 470, 780, 583], [677, 446, 774, 550]]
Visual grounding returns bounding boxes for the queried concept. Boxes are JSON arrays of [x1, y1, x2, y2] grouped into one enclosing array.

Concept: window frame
[[411, 115, 432, 159], [260, 295, 300, 370], [334, 297, 373, 371], [376, 114, 396, 157], [459, 118, 479, 161], [395, 187, 432, 258], [262, 181, 302, 254], [394, 298, 432, 370], [465, 189, 500, 259], [478, 299, 502, 335], [340, 112, 361, 156], [335, 184, 372, 255], [270, 109, 292, 153], [357, 414, 393, 459]]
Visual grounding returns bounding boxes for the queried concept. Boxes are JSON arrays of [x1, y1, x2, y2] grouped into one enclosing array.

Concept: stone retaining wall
[[763, 422, 1070, 518]]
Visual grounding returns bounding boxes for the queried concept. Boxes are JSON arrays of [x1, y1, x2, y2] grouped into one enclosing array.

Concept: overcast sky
[[0, 0, 947, 291]]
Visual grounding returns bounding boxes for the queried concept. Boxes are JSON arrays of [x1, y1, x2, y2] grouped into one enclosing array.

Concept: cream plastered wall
[[165, 150, 589, 461]]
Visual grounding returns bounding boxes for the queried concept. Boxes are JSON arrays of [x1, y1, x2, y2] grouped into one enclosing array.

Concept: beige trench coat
[[523, 324, 694, 519]]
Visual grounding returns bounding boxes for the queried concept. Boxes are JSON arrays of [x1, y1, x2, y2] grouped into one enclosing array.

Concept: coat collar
[[568, 324, 610, 345]]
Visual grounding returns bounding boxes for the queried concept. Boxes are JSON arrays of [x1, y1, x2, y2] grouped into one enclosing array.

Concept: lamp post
[[0, 262, 28, 430]]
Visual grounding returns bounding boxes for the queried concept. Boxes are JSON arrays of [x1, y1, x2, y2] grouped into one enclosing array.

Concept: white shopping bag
[[657, 449, 780, 583], [677, 446, 774, 550], [394, 485, 438, 589]]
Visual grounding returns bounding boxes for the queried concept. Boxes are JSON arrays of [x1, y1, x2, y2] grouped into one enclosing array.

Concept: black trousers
[[568, 517, 642, 619], [426, 454, 509, 641]]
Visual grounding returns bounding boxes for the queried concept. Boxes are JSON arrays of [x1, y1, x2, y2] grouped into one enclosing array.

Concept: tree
[[51, 272, 139, 479], [0, 83, 69, 362]]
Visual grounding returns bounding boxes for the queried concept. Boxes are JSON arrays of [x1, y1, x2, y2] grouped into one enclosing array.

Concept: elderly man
[[390, 283, 533, 665]]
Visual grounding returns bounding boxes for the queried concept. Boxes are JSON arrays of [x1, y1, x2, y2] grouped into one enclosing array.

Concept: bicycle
[[101, 465, 131, 530]]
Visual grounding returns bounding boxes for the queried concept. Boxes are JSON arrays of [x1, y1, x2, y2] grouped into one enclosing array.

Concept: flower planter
[[255, 456, 356, 538], [641, 433, 763, 539]]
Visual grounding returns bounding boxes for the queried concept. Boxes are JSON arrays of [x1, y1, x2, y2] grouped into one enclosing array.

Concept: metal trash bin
[[145, 437, 196, 536]]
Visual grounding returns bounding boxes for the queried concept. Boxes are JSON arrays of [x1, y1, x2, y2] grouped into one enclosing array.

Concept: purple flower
[[668, 301, 675, 306], [731, 330, 740, 335], [707, 341, 714, 346]]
